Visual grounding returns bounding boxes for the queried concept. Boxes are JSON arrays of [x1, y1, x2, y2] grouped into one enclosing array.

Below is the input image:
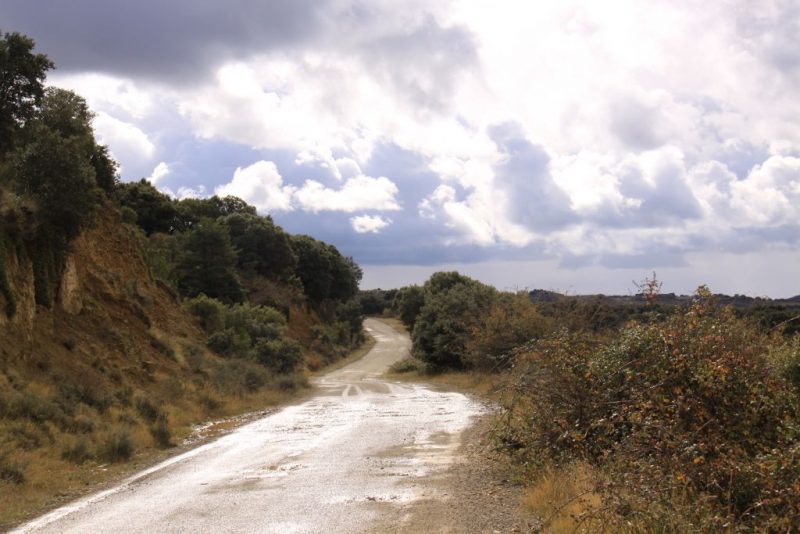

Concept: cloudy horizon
[[3, 0, 799, 296]]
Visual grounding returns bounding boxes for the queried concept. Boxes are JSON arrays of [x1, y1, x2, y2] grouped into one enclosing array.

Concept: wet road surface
[[15, 318, 485, 533]]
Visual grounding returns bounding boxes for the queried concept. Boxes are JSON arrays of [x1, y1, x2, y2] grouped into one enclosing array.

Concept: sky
[[2, 0, 799, 296]]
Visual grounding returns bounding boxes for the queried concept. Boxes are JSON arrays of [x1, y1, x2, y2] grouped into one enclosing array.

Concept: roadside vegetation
[[0, 31, 366, 526], [380, 273, 800, 531]]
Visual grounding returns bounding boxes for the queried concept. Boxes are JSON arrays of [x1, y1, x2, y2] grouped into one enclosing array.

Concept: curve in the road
[[15, 318, 485, 534]]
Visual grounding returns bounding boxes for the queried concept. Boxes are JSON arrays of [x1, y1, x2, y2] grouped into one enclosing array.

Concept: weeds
[[61, 438, 93, 464], [149, 413, 172, 448], [0, 451, 26, 484], [97, 428, 133, 463]]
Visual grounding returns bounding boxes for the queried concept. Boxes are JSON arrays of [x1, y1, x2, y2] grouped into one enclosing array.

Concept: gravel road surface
[[14, 318, 489, 533]]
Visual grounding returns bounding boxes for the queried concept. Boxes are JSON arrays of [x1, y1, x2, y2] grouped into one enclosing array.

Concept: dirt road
[[14, 319, 491, 533]]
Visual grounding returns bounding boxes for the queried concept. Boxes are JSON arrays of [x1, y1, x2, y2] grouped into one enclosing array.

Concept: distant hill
[[529, 289, 800, 309]]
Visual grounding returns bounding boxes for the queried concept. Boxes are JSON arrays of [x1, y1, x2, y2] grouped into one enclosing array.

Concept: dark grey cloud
[[0, 0, 327, 82], [489, 123, 576, 231], [0, 0, 479, 99]]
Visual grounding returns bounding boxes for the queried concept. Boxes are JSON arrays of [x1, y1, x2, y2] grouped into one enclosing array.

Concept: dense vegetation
[[395, 272, 800, 531]]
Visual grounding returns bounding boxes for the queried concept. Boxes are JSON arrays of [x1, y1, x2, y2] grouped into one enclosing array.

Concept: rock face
[[0, 208, 201, 364], [0, 246, 36, 338], [58, 255, 82, 315]]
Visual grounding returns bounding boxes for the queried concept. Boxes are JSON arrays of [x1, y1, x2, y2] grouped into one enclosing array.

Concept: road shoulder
[[373, 402, 535, 533]]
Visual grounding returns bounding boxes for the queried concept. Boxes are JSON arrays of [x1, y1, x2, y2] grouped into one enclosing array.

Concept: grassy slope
[[0, 211, 366, 527]]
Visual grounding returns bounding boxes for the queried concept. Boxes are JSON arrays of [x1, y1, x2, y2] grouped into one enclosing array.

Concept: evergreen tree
[[174, 222, 244, 303]]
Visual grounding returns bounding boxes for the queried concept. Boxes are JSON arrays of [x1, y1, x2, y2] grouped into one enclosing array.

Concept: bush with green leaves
[[183, 294, 227, 334], [411, 272, 495, 370], [185, 295, 304, 373], [254, 338, 304, 374]]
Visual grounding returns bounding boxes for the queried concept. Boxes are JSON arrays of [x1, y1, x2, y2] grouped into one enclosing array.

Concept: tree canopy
[[0, 31, 53, 155], [174, 222, 244, 304]]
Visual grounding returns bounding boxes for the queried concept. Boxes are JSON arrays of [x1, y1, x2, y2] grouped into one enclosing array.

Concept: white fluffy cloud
[[213, 161, 401, 216], [215, 161, 296, 212], [294, 175, 401, 213], [92, 111, 155, 172], [146, 162, 170, 185], [351, 215, 392, 234]]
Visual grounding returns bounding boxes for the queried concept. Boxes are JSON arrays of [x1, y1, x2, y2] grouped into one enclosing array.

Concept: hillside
[[0, 31, 366, 526]]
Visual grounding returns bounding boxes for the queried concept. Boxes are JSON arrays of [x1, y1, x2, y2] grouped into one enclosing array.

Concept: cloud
[[49, 73, 154, 119], [729, 155, 800, 226], [215, 161, 296, 213], [8, 0, 800, 289], [91, 111, 155, 175], [0, 0, 329, 83], [213, 160, 402, 216], [294, 175, 401, 213], [145, 162, 169, 185], [351, 215, 392, 234]]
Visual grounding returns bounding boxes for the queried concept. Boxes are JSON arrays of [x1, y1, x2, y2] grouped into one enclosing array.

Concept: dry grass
[[0, 330, 377, 529], [521, 463, 604, 533]]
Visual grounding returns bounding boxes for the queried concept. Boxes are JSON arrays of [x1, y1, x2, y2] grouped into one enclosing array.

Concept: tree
[[223, 213, 297, 280], [291, 235, 334, 303], [290, 234, 362, 304], [337, 298, 365, 343], [91, 144, 119, 195], [174, 195, 256, 232], [0, 32, 53, 155], [13, 123, 100, 238], [37, 87, 94, 139], [174, 222, 243, 303], [116, 179, 178, 235], [393, 285, 425, 331], [411, 272, 495, 370], [329, 253, 362, 302]]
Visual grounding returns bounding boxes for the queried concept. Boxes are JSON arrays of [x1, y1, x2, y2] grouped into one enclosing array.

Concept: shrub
[[183, 294, 226, 334], [272, 373, 308, 392], [0, 451, 26, 484], [97, 428, 133, 463], [207, 328, 250, 358], [198, 392, 222, 413], [61, 438, 93, 464], [465, 292, 550, 371], [412, 273, 495, 370], [224, 302, 286, 341], [210, 360, 269, 396], [120, 205, 137, 225], [7, 390, 56, 422], [134, 396, 160, 423], [64, 413, 95, 434], [254, 338, 304, 374], [497, 289, 800, 530], [6, 421, 44, 450], [389, 358, 430, 374], [149, 413, 172, 448]]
